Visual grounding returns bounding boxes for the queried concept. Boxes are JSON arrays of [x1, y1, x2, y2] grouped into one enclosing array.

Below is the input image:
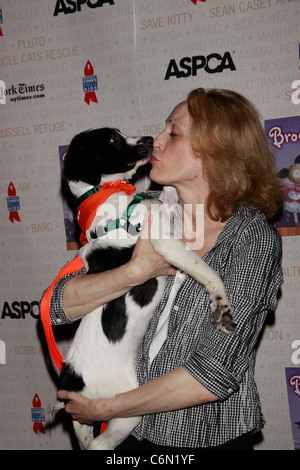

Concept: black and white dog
[[56, 127, 236, 450]]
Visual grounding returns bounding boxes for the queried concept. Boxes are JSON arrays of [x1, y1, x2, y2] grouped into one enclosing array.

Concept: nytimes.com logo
[[1, 82, 45, 104], [53, 0, 115, 16]]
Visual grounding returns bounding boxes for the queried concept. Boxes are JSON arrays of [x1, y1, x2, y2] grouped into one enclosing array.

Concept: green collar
[[91, 192, 154, 238], [75, 186, 101, 208]]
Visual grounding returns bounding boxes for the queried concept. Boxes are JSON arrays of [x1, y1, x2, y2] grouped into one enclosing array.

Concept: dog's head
[[63, 128, 153, 187]]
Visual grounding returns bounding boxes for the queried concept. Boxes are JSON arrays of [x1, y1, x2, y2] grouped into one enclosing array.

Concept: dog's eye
[[109, 134, 120, 144]]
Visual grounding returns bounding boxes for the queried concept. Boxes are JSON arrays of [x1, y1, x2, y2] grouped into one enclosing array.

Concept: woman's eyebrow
[[166, 118, 182, 127], [166, 118, 188, 132]]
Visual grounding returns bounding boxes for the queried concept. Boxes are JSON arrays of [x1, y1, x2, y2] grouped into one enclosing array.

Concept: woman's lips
[[149, 154, 159, 163]]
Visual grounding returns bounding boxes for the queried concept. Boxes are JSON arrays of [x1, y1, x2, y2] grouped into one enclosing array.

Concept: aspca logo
[[164, 51, 236, 80], [53, 0, 115, 16], [1, 301, 40, 319]]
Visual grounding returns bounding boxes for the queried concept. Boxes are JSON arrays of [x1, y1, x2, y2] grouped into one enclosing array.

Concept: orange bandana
[[76, 180, 136, 245]]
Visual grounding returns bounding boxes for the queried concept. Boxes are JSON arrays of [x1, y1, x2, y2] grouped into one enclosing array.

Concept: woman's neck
[[175, 185, 225, 256]]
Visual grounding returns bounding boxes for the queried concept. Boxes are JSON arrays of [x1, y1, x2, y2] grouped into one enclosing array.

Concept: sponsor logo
[[7, 182, 21, 223], [32, 394, 45, 435], [5, 82, 45, 104], [1, 301, 40, 320], [53, 0, 115, 16], [268, 124, 300, 149], [164, 51, 236, 80], [83, 60, 98, 105]]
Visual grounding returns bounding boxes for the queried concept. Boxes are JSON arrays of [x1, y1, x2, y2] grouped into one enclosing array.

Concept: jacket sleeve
[[39, 258, 87, 326], [183, 220, 283, 401]]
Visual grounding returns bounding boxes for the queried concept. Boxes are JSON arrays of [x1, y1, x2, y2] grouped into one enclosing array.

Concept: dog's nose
[[142, 136, 154, 145]]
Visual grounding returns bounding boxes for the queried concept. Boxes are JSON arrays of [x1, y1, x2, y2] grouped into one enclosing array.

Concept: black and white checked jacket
[[46, 203, 283, 448]]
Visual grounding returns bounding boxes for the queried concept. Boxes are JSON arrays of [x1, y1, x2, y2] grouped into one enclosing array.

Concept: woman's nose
[[154, 131, 164, 149]]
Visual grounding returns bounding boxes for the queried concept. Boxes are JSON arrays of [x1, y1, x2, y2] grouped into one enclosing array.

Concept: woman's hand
[[126, 212, 177, 285], [57, 390, 110, 425]]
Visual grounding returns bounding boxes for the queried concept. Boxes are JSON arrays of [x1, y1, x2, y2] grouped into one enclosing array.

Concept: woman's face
[[150, 101, 206, 191]]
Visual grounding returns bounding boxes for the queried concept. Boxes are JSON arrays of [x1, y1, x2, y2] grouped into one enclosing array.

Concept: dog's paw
[[87, 437, 113, 451], [209, 290, 236, 335], [47, 401, 65, 417], [211, 305, 237, 335]]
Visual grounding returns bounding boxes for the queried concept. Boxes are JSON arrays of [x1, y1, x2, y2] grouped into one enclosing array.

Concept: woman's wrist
[[94, 394, 120, 422], [123, 258, 149, 287]]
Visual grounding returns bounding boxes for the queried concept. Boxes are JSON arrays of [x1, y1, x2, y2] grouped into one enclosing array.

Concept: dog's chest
[[89, 194, 147, 243]]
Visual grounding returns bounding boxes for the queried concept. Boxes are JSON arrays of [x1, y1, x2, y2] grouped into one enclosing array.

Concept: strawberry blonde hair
[[187, 88, 283, 221]]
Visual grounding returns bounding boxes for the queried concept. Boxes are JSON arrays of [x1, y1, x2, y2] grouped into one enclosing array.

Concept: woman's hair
[[187, 88, 283, 221]]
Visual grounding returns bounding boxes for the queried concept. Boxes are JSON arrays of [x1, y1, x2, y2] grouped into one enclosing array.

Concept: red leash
[[40, 255, 85, 372]]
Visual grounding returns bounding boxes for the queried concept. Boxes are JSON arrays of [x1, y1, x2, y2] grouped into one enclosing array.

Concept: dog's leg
[[87, 417, 141, 450], [149, 207, 236, 334], [73, 420, 94, 450], [155, 237, 235, 334]]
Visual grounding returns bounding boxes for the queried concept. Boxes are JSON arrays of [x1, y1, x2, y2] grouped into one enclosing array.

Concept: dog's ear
[[63, 131, 104, 186]]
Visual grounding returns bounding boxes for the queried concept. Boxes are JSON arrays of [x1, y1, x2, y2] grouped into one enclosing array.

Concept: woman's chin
[[149, 168, 163, 185]]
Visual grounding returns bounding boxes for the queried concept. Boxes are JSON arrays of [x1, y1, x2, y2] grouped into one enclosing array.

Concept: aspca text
[[53, 0, 115, 16], [1, 301, 39, 319]]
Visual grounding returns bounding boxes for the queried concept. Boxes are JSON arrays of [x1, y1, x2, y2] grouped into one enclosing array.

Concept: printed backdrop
[[0, 0, 300, 450]]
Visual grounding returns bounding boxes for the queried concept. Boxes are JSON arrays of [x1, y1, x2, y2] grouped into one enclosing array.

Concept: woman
[[46, 88, 283, 450]]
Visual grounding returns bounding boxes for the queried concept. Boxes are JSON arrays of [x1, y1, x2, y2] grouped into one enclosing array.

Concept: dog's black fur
[[63, 127, 153, 186]]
